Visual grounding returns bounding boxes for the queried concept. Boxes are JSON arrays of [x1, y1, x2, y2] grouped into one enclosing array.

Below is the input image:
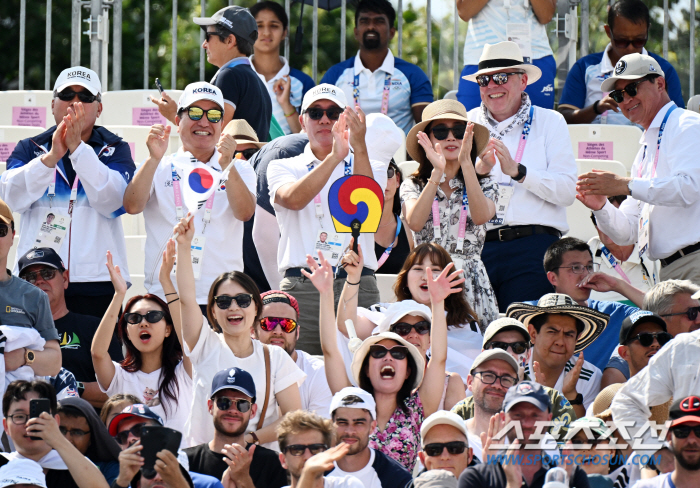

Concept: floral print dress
[[400, 176, 500, 332], [369, 391, 424, 471]]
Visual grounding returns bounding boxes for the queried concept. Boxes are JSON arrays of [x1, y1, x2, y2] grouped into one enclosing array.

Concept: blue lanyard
[[353, 72, 392, 115], [377, 217, 402, 269], [306, 156, 352, 175], [639, 104, 676, 178]]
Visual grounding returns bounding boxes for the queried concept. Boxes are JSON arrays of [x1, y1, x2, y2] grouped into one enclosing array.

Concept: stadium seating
[[98, 89, 184, 127], [0, 91, 54, 128], [443, 90, 458, 100], [688, 95, 700, 113], [105, 125, 182, 165], [375, 273, 398, 303], [124, 235, 146, 275], [397, 160, 419, 179], [567, 124, 643, 174], [0, 126, 46, 162]]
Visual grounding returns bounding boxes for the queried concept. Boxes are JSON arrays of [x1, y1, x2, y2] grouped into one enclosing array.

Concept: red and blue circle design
[[188, 168, 214, 193], [328, 175, 384, 233]]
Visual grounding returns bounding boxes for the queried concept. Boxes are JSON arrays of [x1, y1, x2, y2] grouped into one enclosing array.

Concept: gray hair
[[643, 280, 700, 315]]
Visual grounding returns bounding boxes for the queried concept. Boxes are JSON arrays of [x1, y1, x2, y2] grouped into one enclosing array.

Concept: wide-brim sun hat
[[351, 332, 426, 390], [406, 99, 490, 167], [506, 293, 609, 354], [462, 41, 542, 85], [223, 119, 266, 149]]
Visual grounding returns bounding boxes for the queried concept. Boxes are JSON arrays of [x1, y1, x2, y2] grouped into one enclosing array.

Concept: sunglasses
[[485, 341, 530, 355], [259, 317, 298, 333], [234, 148, 259, 160], [204, 30, 228, 43], [430, 124, 466, 141], [213, 294, 253, 310], [21, 268, 58, 284], [115, 423, 146, 445], [610, 34, 647, 49], [215, 397, 252, 413], [304, 107, 344, 121], [0, 223, 9, 238], [180, 106, 223, 123], [625, 331, 672, 348], [475, 72, 522, 87], [123, 310, 165, 325], [672, 425, 700, 439], [661, 306, 700, 322], [368, 344, 409, 360], [56, 89, 100, 103], [390, 321, 431, 337], [423, 441, 468, 457], [609, 78, 651, 104], [387, 167, 396, 179], [283, 444, 328, 456]]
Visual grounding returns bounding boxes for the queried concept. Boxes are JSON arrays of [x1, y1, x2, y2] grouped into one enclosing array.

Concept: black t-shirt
[[211, 60, 272, 142], [184, 442, 288, 488], [55, 311, 123, 382], [458, 456, 591, 488]]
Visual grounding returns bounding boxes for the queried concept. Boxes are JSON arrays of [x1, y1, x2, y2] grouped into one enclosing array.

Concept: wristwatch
[[24, 348, 36, 366], [513, 163, 527, 182], [568, 393, 584, 406]]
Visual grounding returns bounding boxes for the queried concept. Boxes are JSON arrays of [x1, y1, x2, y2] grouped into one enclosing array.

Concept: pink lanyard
[[600, 246, 631, 284], [171, 163, 184, 219], [431, 189, 468, 249]]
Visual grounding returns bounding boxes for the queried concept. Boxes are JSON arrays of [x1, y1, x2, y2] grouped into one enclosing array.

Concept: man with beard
[[320, 0, 433, 134], [184, 367, 287, 488], [633, 396, 700, 488], [325, 388, 412, 488]]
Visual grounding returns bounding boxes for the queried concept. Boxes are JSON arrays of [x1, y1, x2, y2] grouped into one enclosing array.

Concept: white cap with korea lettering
[[53, 66, 102, 95], [301, 83, 347, 113], [177, 82, 225, 113]]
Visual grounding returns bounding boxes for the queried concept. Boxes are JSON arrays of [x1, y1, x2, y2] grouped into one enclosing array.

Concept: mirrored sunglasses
[[259, 317, 298, 333], [475, 72, 522, 87], [21, 268, 58, 284], [181, 106, 223, 123], [215, 397, 252, 413]]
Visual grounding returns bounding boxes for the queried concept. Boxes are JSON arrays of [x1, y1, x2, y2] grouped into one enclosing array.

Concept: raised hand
[[302, 443, 351, 476], [562, 353, 583, 401], [487, 139, 518, 179], [501, 439, 523, 488], [216, 133, 237, 168], [43, 121, 69, 168], [575, 191, 607, 211], [417, 131, 446, 174], [159, 238, 177, 280], [25, 411, 63, 447], [221, 444, 255, 483], [532, 360, 548, 386], [426, 262, 465, 304], [577, 169, 631, 197], [458, 122, 475, 167], [116, 441, 144, 486], [302, 251, 335, 294], [480, 412, 506, 461], [330, 113, 350, 163], [150, 90, 178, 125], [106, 250, 128, 296], [154, 450, 188, 488], [345, 105, 367, 152], [339, 238, 364, 283], [173, 214, 195, 245], [64, 103, 85, 153], [273, 76, 292, 106], [146, 124, 172, 162], [578, 272, 618, 292]]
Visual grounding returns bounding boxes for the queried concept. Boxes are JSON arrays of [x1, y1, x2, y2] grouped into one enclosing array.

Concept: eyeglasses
[[609, 78, 652, 104], [661, 306, 700, 322], [475, 72, 523, 87], [430, 124, 466, 141], [671, 425, 700, 439], [557, 264, 600, 275], [610, 32, 647, 49], [390, 321, 431, 337], [423, 442, 468, 457], [215, 397, 252, 413], [284, 443, 328, 456], [473, 371, 518, 388], [0, 223, 10, 238], [304, 107, 344, 121], [234, 148, 259, 160], [180, 106, 223, 124], [6, 413, 29, 425], [21, 268, 58, 284], [368, 344, 409, 360], [123, 310, 165, 325], [387, 167, 396, 179], [625, 331, 672, 347], [60, 427, 91, 438], [213, 294, 253, 310], [56, 89, 100, 103], [485, 341, 530, 355], [115, 423, 146, 445], [259, 317, 298, 333]]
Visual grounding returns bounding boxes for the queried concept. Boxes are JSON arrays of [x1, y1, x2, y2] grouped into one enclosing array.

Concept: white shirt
[[142, 149, 256, 303], [296, 350, 333, 419], [282, 477, 364, 488], [593, 102, 700, 260], [267, 144, 388, 273], [467, 105, 577, 232], [183, 318, 306, 449], [327, 448, 382, 488], [524, 354, 602, 409]]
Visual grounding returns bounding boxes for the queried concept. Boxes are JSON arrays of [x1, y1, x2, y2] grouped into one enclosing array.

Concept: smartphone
[[154, 78, 164, 94], [28, 398, 51, 441], [140, 426, 182, 479]]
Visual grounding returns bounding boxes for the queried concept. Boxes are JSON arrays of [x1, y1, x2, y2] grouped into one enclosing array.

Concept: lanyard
[[353, 71, 391, 115], [201, 193, 215, 233], [513, 105, 534, 166], [600, 245, 631, 284], [49, 168, 80, 216], [377, 217, 402, 269], [638, 105, 677, 179], [432, 187, 469, 250], [307, 156, 352, 225], [171, 163, 184, 219]]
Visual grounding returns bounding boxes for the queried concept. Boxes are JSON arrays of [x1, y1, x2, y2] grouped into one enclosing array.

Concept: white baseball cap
[[53, 66, 102, 95], [420, 411, 468, 447], [365, 113, 404, 165], [177, 82, 225, 113], [301, 84, 347, 112], [377, 300, 432, 333], [329, 387, 377, 419], [600, 53, 665, 92], [0, 458, 47, 488]]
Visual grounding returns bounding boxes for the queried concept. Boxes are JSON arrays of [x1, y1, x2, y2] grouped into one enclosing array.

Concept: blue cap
[[503, 381, 551, 413], [210, 367, 256, 402], [108, 404, 163, 436]]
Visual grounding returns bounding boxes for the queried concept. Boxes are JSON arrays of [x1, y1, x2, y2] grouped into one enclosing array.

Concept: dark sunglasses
[[180, 106, 223, 123], [387, 167, 396, 179], [485, 340, 530, 355], [609, 78, 651, 104], [234, 148, 259, 160], [259, 317, 298, 333], [430, 124, 466, 141], [610, 34, 647, 49], [56, 89, 100, 103], [284, 443, 328, 456], [368, 344, 409, 360], [390, 321, 431, 337], [0, 223, 9, 238], [475, 72, 522, 87], [661, 306, 700, 322], [115, 423, 146, 445], [672, 425, 700, 439], [423, 441, 468, 457], [304, 107, 344, 121], [204, 30, 228, 43], [215, 397, 252, 413], [21, 268, 58, 284], [625, 331, 672, 348], [213, 293, 253, 310], [123, 310, 165, 325]]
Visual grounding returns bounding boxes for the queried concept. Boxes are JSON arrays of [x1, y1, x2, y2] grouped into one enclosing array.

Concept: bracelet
[[249, 431, 260, 445], [593, 100, 602, 115], [284, 109, 297, 117], [165, 292, 178, 296], [427, 179, 439, 186], [346, 279, 361, 286], [167, 298, 180, 305]]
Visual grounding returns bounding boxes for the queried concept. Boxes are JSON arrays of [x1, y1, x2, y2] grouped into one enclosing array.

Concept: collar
[[646, 101, 677, 132], [602, 43, 649, 74], [590, 236, 642, 265], [249, 55, 290, 82], [175, 147, 223, 171], [223, 56, 251, 70], [354, 49, 395, 76]]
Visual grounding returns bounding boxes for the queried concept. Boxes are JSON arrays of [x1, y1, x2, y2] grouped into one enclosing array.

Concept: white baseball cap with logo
[[0, 458, 47, 488], [301, 83, 347, 112], [329, 387, 377, 419], [601, 53, 665, 92], [177, 82, 225, 113], [54, 66, 102, 95]]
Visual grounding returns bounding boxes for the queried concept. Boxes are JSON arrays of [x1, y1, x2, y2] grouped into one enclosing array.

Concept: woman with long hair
[[91, 251, 192, 437]]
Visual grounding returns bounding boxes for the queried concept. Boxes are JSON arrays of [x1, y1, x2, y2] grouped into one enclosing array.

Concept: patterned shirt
[[369, 391, 424, 472]]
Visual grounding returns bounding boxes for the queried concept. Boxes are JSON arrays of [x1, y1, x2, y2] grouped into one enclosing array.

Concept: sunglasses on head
[[485, 340, 530, 355], [475, 72, 522, 88], [234, 148, 259, 160], [21, 268, 58, 284], [368, 344, 409, 360], [259, 317, 298, 333], [390, 321, 431, 337], [661, 306, 700, 322], [429, 124, 466, 141], [609, 78, 652, 104], [123, 310, 165, 325], [0, 223, 10, 238], [215, 396, 252, 413], [672, 425, 700, 439], [304, 107, 344, 121], [180, 106, 223, 123], [423, 441, 468, 457], [115, 423, 146, 445], [625, 331, 672, 347], [56, 89, 100, 103], [213, 293, 253, 310], [283, 444, 328, 456]]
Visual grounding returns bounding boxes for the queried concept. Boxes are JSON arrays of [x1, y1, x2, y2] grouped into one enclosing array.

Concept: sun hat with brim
[[223, 119, 266, 148], [406, 100, 490, 167], [462, 41, 542, 85], [506, 293, 609, 354], [351, 332, 425, 390]]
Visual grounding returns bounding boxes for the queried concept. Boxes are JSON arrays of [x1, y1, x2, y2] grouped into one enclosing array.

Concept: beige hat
[[351, 332, 425, 390], [0, 198, 13, 226], [413, 469, 457, 488], [470, 349, 519, 376], [592, 383, 670, 425], [462, 41, 542, 85], [483, 317, 530, 346], [223, 119, 266, 148], [601, 53, 665, 92]]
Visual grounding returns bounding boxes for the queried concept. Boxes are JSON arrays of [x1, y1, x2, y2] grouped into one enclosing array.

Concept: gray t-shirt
[[0, 270, 59, 342]]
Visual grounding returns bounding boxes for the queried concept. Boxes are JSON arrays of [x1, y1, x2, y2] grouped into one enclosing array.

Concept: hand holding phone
[[154, 78, 164, 95], [140, 426, 182, 479], [28, 398, 51, 441]]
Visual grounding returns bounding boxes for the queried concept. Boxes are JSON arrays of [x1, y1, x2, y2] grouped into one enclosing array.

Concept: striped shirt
[[525, 355, 602, 409]]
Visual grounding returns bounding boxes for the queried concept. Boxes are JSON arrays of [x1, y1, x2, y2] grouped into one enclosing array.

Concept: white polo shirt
[[524, 355, 602, 409], [593, 102, 700, 260], [142, 149, 256, 303], [267, 144, 387, 273]]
